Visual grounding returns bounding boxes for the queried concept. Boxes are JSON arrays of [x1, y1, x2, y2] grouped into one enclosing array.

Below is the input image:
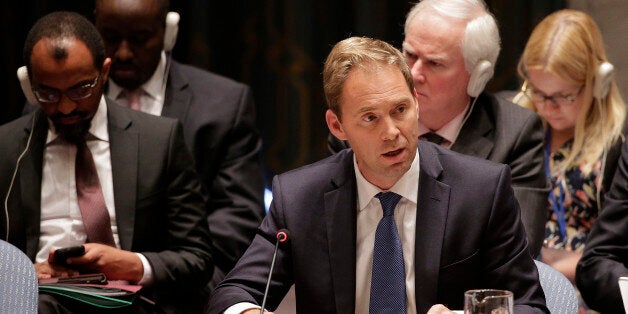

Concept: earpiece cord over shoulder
[[162, 49, 174, 100], [5, 114, 37, 241], [450, 95, 479, 147]]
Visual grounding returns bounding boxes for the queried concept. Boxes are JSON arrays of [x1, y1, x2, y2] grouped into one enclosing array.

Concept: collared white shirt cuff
[[224, 302, 261, 314], [135, 253, 154, 285]]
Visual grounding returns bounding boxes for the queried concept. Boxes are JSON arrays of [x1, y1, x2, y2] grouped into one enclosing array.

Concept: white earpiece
[[17, 66, 38, 104], [163, 12, 180, 53], [467, 60, 493, 98], [594, 62, 614, 100]]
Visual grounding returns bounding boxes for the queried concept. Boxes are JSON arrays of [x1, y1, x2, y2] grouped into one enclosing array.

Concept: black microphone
[[260, 229, 290, 314]]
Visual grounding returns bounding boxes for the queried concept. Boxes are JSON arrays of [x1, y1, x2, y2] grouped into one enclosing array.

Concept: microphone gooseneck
[[260, 229, 290, 314]]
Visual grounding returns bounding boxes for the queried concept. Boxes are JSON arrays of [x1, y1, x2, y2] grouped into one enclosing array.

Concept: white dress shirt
[[354, 150, 419, 314], [38, 97, 153, 284], [107, 51, 167, 116], [418, 102, 470, 148]]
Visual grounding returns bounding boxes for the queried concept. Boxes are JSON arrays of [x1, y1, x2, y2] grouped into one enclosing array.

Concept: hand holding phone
[[53, 245, 85, 265]]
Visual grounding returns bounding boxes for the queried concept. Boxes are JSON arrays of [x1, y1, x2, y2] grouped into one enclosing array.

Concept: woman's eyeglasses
[[521, 80, 582, 107]]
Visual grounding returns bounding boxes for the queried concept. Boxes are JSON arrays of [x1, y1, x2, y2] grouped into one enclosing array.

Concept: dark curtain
[[1, 0, 565, 176]]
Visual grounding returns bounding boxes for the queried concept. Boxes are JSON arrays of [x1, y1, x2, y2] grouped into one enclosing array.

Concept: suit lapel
[[161, 62, 192, 122], [415, 142, 451, 313], [19, 110, 47, 259], [324, 152, 357, 313], [106, 101, 138, 250], [450, 96, 494, 159]]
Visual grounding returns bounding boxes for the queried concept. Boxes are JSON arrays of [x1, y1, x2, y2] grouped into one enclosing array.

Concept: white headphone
[[17, 66, 37, 105], [594, 61, 614, 100], [467, 60, 493, 98], [163, 11, 179, 53]]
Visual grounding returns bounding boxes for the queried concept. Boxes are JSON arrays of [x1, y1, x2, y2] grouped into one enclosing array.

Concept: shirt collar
[[46, 95, 109, 145], [418, 102, 470, 145], [354, 149, 420, 212], [107, 51, 167, 101]]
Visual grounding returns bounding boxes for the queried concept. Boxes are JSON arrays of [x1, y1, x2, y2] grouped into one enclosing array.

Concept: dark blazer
[[161, 61, 265, 289], [576, 139, 628, 313], [208, 142, 548, 313], [1, 100, 213, 313], [328, 92, 548, 257]]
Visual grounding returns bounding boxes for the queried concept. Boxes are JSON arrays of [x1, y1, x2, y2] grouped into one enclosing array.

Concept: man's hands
[[34, 259, 79, 279], [35, 244, 144, 283]]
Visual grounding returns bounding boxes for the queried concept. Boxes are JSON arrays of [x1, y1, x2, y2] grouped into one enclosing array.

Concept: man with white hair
[[329, 0, 548, 257]]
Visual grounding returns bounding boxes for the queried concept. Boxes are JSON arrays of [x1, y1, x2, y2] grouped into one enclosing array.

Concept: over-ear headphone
[[467, 60, 493, 98], [161, 11, 180, 97], [163, 11, 179, 53], [594, 61, 613, 100], [17, 66, 37, 105]]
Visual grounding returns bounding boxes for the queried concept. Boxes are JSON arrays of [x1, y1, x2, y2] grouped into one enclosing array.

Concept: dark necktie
[[75, 139, 116, 247], [370, 192, 406, 313], [422, 132, 445, 145]]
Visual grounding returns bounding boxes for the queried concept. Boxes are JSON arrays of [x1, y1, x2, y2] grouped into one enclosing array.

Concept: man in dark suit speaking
[[1, 11, 212, 312], [207, 37, 547, 313]]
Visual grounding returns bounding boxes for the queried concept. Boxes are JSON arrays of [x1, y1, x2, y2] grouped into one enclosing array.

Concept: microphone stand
[[260, 239, 280, 314], [260, 230, 289, 314]]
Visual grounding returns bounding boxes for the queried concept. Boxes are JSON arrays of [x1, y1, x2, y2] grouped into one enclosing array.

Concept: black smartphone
[[53, 245, 85, 265], [56, 273, 107, 285]]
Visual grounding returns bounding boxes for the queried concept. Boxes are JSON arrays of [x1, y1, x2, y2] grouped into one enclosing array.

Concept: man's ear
[[413, 88, 420, 119], [326, 109, 347, 141], [102, 57, 112, 82]]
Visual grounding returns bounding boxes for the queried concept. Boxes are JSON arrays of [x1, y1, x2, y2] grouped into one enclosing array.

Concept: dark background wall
[[1, 1, 565, 178]]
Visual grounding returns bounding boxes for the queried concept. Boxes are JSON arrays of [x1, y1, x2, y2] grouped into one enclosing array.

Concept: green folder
[[39, 279, 142, 309]]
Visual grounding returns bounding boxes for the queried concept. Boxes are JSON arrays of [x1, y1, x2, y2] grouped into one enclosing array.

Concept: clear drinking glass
[[464, 289, 513, 314]]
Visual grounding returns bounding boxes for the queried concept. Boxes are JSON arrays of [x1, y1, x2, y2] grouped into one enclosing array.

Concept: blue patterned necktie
[[370, 192, 406, 313]]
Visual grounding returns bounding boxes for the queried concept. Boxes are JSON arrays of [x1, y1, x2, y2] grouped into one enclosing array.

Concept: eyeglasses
[[521, 80, 582, 107], [32, 74, 100, 103]]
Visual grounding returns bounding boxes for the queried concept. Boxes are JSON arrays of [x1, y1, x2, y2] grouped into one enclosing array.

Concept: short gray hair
[[405, 0, 500, 75]]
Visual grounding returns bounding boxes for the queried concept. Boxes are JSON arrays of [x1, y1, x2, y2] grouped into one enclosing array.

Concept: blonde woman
[[514, 9, 626, 283]]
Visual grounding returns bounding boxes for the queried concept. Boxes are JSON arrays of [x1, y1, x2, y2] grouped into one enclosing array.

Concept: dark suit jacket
[[328, 92, 548, 257], [207, 142, 548, 313], [160, 61, 265, 289], [576, 139, 628, 313], [1, 100, 213, 313]]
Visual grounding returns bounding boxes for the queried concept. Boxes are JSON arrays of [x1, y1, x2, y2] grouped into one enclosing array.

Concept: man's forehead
[[97, 0, 164, 22], [341, 66, 412, 105], [403, 29, 462, 62], [30, 38, 96, 82], [32, 37, 91, 63]]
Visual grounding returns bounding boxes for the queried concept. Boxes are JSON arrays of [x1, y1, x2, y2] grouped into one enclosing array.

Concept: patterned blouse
[[544, 140, 602, 252]]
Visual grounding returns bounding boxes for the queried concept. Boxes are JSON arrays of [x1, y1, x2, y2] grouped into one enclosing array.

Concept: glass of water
[[464, 289, 513, 314]]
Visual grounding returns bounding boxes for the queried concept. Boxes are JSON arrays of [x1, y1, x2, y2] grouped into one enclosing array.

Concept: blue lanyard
[[544, 131, 568, 240]]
